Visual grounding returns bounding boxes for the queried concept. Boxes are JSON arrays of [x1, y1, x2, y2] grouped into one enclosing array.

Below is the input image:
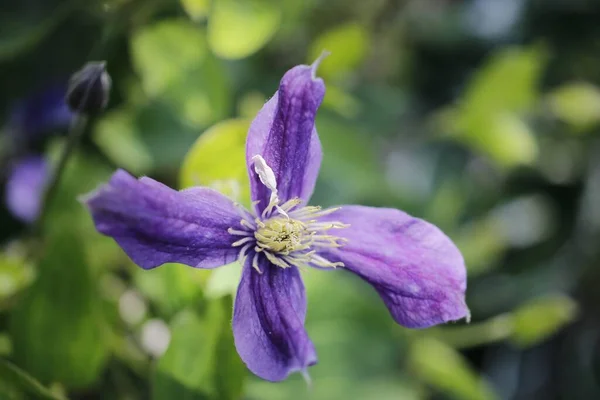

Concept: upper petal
[[246, 63, 325, 213], [318, 206, 469, 328], [233, 256, 317, 381], [83, 169, 240, 269], [5, 156, 49, 223]]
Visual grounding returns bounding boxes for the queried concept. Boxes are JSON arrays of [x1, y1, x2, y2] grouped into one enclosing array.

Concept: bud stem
[[33, 114, 89, 235]]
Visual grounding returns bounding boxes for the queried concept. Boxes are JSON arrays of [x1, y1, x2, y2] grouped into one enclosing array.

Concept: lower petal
[[233, 256, 316, 381], [83, 169, 241, 269], [319, 206, 469, 328]]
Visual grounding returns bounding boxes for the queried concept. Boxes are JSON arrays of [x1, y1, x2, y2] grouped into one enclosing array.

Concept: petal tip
[[311, 50, 330, 80]]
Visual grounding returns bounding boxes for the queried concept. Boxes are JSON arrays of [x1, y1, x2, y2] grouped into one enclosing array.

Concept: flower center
[[226, 155, 349, 273], [255, 217, 307, 254]]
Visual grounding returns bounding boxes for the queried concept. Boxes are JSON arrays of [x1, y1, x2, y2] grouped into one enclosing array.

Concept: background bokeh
[[0, 0, 599, 398]]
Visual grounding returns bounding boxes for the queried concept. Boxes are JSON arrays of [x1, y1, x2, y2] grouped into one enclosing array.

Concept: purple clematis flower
[[83, 58, 469, 382], [5, 156, 49, 223]]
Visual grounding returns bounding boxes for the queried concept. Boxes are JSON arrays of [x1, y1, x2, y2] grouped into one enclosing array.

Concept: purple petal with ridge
[[319, 205, 469, 328], [246, 63, 325, 213], [83, 170, 241, 269], [233, 256, 317, 381]]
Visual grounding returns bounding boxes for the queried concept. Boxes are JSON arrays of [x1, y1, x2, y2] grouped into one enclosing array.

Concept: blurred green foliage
[[0, 0, 598, 399]]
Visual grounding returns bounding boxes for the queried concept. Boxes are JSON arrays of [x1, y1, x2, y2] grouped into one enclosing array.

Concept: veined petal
[[5, 156, 49, 223], [83, 169, 240, 269], [233, 256, 317, 381], [246, 62, 325, 213], [318, 206, 469, 328]]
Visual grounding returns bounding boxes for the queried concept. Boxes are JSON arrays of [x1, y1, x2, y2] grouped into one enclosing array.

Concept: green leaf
[[93, 109, 154, 175], [444, 46, 546, 168], [9, 230, 109, 389], [208, 0, 281, 59], [462, 46, 546, 116], [131, 20, 231, 127], [510, 294, 578, 347], [134, 264, 206, 318], [179, 119, 251, 205], [410, 337, 497, 400], [0, 251, 34, 302], [152, 297, 245, 400], [0, 359, 66, 400], [308, 22, 370, 79], [131, 19, 208, 96], [181, 0, 211, 21], [548, 82, 600, 131]]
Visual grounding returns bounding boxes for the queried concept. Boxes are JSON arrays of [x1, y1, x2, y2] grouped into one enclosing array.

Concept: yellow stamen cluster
[[228, 197, 349, 273]]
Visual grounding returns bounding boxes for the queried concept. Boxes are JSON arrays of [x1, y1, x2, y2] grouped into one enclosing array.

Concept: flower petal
[[319, 206, 469, 328], [83, 169, 240, 269], [246, 63, 325, 213], [233, 257, 317, 381], [5, 156, 49, 223]]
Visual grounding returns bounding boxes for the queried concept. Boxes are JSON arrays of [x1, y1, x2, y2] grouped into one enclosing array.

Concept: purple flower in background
[[3, 85, 72, 223], [83, 58, 469, 381], [8, 85, 72, 144], [5, 156, 49, 223]]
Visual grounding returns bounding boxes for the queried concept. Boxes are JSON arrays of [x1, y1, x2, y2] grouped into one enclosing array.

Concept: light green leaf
[[93, 109, 154, 175], [548, 82, 600, 131], [134, 264, 206, 318], [511, 294, 578, 347], [321, 85, 362, 118], [208, 0, 281, 59], [462, 46, 546, 117], [131, 20, 207, 96], [0, 359, 66, 400], [204, 262, 242, 299], [308, 22, 370, 79], [179, 119, 251, 205], [10, 230, 109, 389], [0, 251, 34, 302], [410, 337, 498, 400], [181, 0, 211, 21], [152, 297, 245, 400]]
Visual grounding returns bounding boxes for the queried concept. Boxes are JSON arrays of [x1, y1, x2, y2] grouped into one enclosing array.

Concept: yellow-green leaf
[[131, 20, 207, 96], [548, 82, 600, 131], [308, 22, 370, 79], [410, 337, 497, 400], [181, 0, 210, 21], [179, 119, 251, 205], [511, 294, 578, 347], [93, 109, 154, 175], [208, 0, 281, 59]]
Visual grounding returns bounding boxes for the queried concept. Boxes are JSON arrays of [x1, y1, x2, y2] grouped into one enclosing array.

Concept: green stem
[[33, 114, 89, 235]]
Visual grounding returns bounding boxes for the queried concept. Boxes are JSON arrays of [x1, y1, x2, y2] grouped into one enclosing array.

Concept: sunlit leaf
[[204, 262, 242, 299], [134, 264, 206, 318], [548, 82, 600, 131], [152, 297, 245, 400], [308, 22, 370, 79], [0, 359, 65, 400], [462, 46, 546, 116], [10, 230, 109, 388], [208, 0, 281, 59], [93, 109, 154, 175], [0, 251, 34, 302], [179, 119, 251, 205], [410, 337, 498, 400], [131, 20, 207, 96], [181, 0, 210, 21], [511, 294, 578, 347], [322, 85, 362, 118], [130, 19, 231, 128]]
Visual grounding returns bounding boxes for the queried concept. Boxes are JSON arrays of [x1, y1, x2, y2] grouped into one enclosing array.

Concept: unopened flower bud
[[66, 61, 111, 114]]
